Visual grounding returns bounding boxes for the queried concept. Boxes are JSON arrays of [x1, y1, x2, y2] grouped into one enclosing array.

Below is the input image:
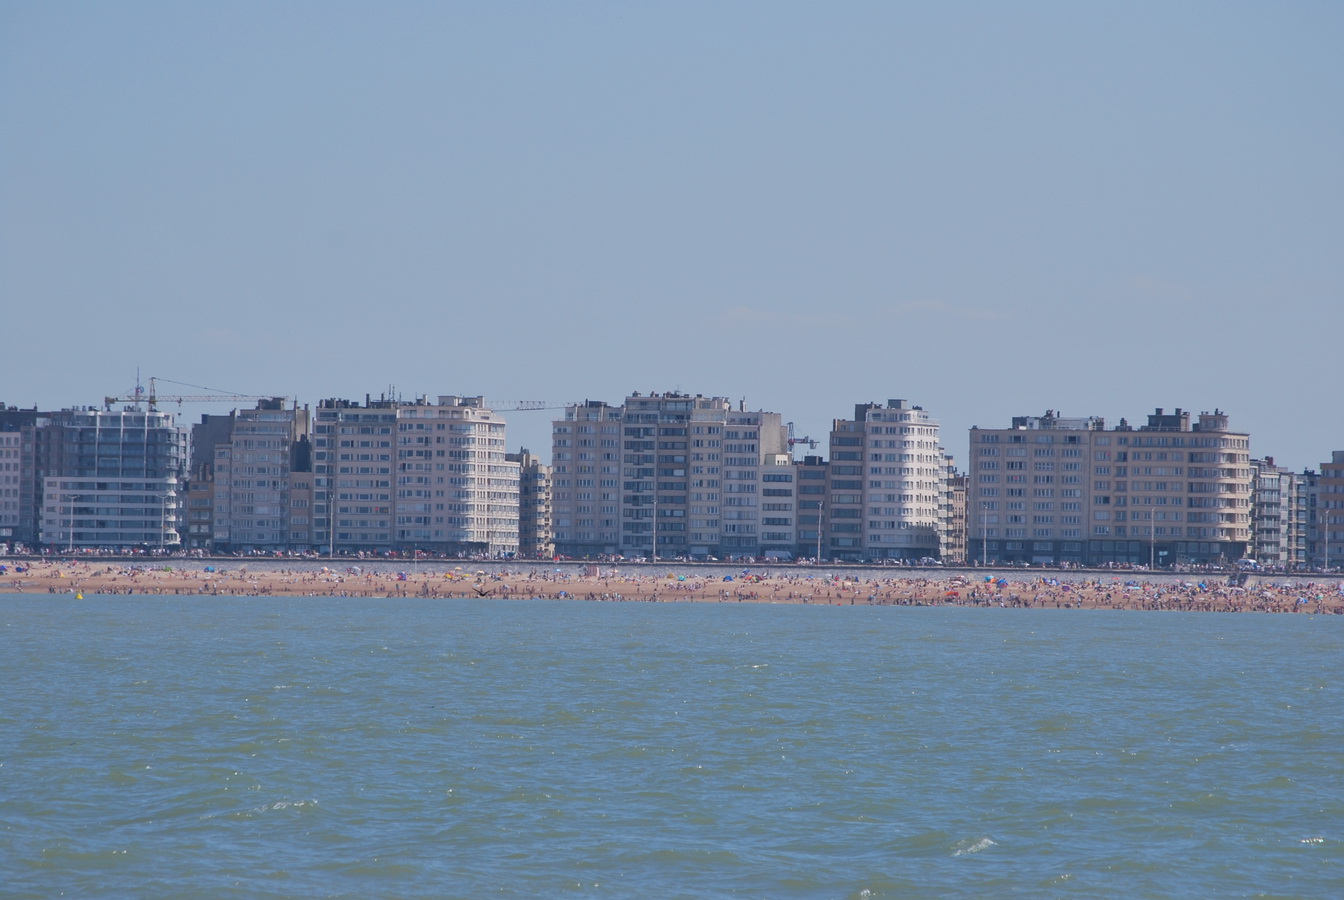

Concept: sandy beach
[[2, 560, 1342, 614]]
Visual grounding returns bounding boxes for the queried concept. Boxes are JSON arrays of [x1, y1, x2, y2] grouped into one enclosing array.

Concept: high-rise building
[[551, 400, 623, 558], [551, 392, 789, 559], [182, 413, 237, 551], [826, 400, 949, 562], [946, 473, 968, 565], [622, 392, 733, 559], [1251, 457, 1309, 570], [211, 399, 309, 552], [394, 396, 518, 556], [720, 407, 790, 559], [794, 455, 828, 560], [0, 405, 41, 547], [967, 408, 1252, 567], [509, 448, 553, 559], [314, 397, 398, 553], [1318, 450, 1344, 570], [36, 407, 188, 549]]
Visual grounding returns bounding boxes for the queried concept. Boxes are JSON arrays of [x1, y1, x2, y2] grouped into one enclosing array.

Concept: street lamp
[[1149, 505, 1156, 569], [816, 499, 824, 563]]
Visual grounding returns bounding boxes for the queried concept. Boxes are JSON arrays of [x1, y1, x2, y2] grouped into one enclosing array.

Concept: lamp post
[[650, 489, 658, 561], [1150, 505, 1156, 570], [980, 500, 989, 567], [815, 499, 824, 563]]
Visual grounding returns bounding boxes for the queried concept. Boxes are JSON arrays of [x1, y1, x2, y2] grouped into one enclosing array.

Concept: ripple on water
[[1, 598, 1341, 899]]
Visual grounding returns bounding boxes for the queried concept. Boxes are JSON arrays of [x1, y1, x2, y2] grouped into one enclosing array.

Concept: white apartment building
[[968, 408, 1252, 567], [827, 400, 948, 562], [394, 396, 518, 556], [1251, 457, 1308, 569]]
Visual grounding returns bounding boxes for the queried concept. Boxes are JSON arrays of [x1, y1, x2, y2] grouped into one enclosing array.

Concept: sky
[[2, 1, 1341, 471]]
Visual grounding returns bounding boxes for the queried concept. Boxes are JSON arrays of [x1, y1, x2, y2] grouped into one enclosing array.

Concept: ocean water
[[1, 597, 1341, 899]]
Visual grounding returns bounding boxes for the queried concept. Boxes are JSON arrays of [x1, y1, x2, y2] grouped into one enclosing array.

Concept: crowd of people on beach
[[2, 559, 1342, 614]]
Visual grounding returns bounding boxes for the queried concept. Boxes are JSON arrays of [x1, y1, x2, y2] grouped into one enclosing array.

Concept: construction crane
[[787, 422, 818, 450], [104, 377, 285, 411], [485, 401, 579, 411]]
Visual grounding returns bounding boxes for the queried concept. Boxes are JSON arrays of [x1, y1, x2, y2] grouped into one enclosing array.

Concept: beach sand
[[2, 560, 1342, 614]]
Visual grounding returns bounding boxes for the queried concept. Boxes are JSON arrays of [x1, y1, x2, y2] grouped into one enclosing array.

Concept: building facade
[[1250, 457, 1310, 570], [314, 398, 398, 553], [1319, 451, 1344, 570], [508, 449, 553, 558], [551, 393, 789, 559], [826, 400, 949, 562], [550, 401, 624, 557], [36, 407, 188, 550], [394, 396, 518, 556], [0, 406, 41, 548], [211, 399, 310, 552], [968, 408, 1252, 567]]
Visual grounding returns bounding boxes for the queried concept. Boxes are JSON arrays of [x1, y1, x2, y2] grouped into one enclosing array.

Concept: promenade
[[3, 559, 1342, 614]]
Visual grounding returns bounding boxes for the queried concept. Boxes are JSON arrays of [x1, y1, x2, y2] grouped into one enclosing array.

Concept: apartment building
[[757, 453, 797, 559], [622, 392, 733, 559], [508, 449, 553, 559], [551, 400, 624, 557], [946, 473, 968, 565], [551, 393, 789, 559], [211, 399, 310, 552], [394, 396, 519, 556], [794, 455, 828, 560], [1251, 457, 1309, 569], [37, 407, 188, 549], [826, 400, 949, 563], [0, 405, 40, 547], [720, 408, 790, 559], [314, 398, 398, 553], [182, 413, 235, 551], [1319, 450, 1344, 569], [968, 408, 1252, 567]]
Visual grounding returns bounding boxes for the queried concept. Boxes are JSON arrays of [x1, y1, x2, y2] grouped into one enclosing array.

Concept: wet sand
[[3, 560, 1342, 614]]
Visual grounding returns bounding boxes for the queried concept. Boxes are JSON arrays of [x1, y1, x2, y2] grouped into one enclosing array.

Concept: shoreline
[[3, 560, 1342, 614]]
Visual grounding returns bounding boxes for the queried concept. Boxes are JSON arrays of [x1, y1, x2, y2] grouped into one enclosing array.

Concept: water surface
[[2, 597, 1341, 898]]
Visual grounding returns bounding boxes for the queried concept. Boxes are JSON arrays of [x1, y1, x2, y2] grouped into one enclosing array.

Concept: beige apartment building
[[967, 408, 1252, 567], [550, 400, 624, 558], [551, 392, 788, 559]]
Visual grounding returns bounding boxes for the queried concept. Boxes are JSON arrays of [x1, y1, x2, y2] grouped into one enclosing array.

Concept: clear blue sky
[[3, 2, 1340, 471]]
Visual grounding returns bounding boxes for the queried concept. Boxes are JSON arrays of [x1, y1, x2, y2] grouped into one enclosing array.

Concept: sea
[[1, 595, 1341, 899]]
